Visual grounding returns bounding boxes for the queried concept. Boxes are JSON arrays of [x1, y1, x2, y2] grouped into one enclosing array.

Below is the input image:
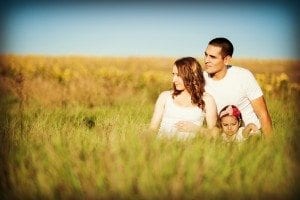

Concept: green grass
[[0, 56, 299, 199], [0, 93, 299, 199]]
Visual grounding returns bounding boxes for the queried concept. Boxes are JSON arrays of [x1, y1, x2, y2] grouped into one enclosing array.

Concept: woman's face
[[172, 65, 185, 91], [221, 115, 240, 136]]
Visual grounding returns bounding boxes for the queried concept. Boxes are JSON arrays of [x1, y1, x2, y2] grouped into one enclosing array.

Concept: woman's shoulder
[[202, 92, 215, 102], [158, 90, 172, 100], [160, 90, 172, 96]]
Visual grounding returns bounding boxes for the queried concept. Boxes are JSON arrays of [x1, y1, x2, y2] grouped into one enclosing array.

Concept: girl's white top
[[221, 127, 261, 143], [158, 91, 205, 140]]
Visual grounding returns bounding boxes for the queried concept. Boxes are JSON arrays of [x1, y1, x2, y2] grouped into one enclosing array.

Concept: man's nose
[[204, 56, 209, 63]]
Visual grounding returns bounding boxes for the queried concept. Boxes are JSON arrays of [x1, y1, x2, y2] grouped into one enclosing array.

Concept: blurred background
[[1, 0, 299, 59], [1, 1, 300, 199]]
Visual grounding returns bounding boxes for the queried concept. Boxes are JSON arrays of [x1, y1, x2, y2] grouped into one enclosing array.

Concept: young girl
[[219, 105, 259, 142], [150, 57, 218, 140]]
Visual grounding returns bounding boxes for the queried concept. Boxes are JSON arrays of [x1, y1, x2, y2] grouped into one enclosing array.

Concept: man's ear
[[224, 55, 232, 65]]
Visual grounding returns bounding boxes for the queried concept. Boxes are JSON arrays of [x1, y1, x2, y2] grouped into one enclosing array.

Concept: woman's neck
[[174, 90, 194, 107]]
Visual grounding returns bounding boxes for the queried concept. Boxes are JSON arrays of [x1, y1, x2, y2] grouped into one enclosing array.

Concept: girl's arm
[[149, 91, 168, 130]]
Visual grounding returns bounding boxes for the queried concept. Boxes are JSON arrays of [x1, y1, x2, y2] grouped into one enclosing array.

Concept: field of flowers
[[0, 55, 299, 199]]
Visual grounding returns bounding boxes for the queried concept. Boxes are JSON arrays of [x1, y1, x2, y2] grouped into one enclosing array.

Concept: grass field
[[0, 55, 299, 199]]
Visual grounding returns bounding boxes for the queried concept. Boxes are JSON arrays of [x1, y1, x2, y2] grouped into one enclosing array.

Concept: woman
[[150, 57, 217, 139]]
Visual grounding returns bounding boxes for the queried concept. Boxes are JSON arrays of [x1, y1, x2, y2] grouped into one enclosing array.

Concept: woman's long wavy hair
[[172, 57, 205, 109]]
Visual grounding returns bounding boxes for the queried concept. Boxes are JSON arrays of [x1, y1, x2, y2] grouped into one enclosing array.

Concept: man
[[203, 37, 272, 137]]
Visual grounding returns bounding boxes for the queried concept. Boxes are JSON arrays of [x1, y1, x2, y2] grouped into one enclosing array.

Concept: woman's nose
[[173, 75, 178, 82]]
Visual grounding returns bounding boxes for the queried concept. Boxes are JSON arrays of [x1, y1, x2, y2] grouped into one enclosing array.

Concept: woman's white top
[[158, 91, 205, 140]]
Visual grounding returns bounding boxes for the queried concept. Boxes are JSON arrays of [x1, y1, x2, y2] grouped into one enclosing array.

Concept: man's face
[[204, 45, 227, 75]]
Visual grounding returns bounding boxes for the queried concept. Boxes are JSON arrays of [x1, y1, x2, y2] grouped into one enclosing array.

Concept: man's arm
[[251, 96, 273, 137]]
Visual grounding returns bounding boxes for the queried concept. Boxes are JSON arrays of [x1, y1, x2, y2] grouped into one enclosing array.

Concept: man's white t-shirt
[[204, 66, 263, 128]]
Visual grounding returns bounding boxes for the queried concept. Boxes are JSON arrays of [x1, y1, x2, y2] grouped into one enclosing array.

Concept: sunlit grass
[[0, 55, 299, 199]]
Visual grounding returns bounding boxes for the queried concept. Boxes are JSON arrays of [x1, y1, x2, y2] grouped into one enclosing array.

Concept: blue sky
[[1, 1, 299, 59]]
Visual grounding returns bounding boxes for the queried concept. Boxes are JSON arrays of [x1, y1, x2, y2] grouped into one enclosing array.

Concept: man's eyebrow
[[205, 52, 216, 58]]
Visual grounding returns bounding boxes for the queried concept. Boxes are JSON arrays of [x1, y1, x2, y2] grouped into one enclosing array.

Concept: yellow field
[[1, 55, 299, 107], [0, 55, 299, 199]]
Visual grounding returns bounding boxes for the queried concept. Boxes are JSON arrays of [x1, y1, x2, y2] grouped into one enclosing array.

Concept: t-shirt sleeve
[[236, 127, 246, 142], [243, 69, 263, 100]]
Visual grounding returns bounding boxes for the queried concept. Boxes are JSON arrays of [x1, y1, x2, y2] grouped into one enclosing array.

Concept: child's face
[[220, 115, 240, 136]]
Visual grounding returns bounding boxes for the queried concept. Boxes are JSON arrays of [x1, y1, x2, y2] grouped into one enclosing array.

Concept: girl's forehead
[[221, 115, 238, 122]]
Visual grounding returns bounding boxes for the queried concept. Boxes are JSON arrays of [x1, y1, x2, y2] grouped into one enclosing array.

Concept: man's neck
[[209, 65, 231, 80]]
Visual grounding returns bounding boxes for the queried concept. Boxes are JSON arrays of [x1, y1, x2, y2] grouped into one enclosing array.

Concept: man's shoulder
[[228, 65, 253, 76], [229, 65, 251, 72]]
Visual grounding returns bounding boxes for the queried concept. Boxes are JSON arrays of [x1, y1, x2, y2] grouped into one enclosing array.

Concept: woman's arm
[[149, 91, 168, 130], [203, 93, 218, 129]]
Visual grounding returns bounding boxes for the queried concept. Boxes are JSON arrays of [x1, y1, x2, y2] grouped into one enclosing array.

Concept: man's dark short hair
[[208, 37, 234, 58]]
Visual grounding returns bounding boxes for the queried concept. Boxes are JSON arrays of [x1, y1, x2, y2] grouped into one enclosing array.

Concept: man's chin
[[208, 72, 216, 78]]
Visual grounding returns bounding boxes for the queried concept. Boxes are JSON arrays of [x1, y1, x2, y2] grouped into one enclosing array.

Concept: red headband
[[219, 105, 241, 120]]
